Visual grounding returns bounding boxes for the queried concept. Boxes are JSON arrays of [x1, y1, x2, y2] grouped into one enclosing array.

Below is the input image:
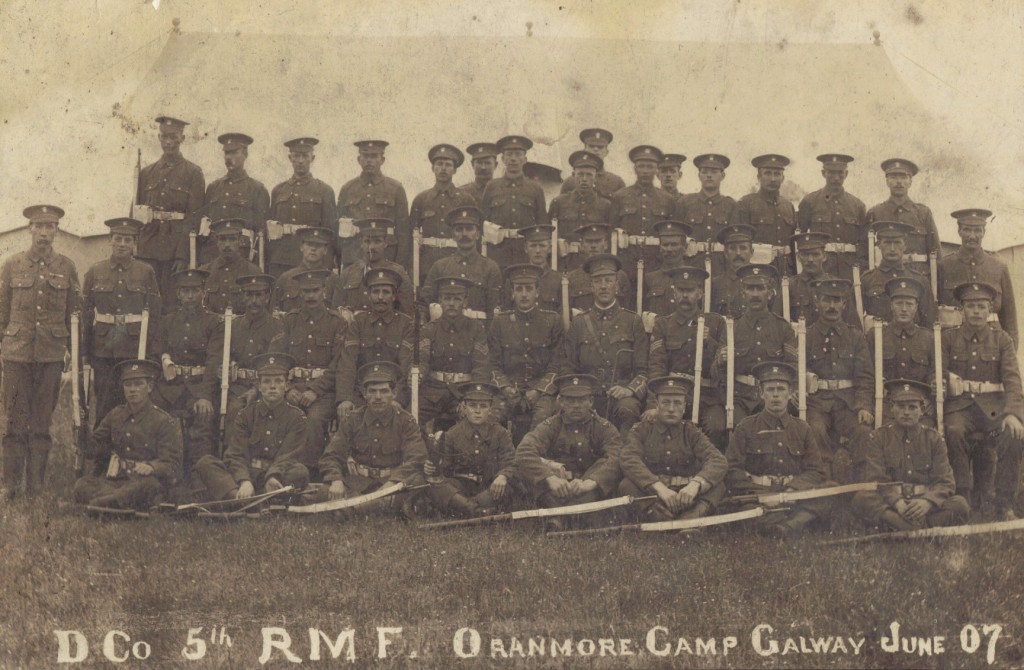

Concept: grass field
[[2, 385, 1024, 668]]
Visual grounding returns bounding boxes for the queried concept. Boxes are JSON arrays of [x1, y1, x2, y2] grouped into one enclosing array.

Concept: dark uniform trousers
[[852, 423, 969, 528], [0, 248, 79, 494]]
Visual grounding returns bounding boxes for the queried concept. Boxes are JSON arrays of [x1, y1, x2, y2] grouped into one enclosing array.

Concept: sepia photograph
[[1, 0, 1023, 666]]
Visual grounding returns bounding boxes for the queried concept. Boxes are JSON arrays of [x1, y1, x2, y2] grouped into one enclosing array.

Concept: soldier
[[72, 359, 181, 510], [199, 218, 261, 315], [195, 353, 310, 501], [609, 145, 677, 279], [657, 153, 687, 203], [852, 379, 969, 530], [267, 137, 336, 278], [418, 276, 490, 432], [489, 264, 564, 438], [804, 278, 874, 482], [796, 154, 867, 280], [480, 135, 549, 268], [860, 221, 936, 326], [641, 220, 693, 321], [424, 382, 521, 516], [337, 140, 410, 267], [275, 227, 347, 314], [941, 281, 1024, 519], [135, 116, 204, 309], [82, 217, 162, 427], [786, 231, 859, 326], [563, 254, 648, 433], [566, 223, 633, 313], [458, 142, 499, 204], [725, 362, 833, 537], [153, 269, 223, 488], [677, 153, 735, 271], [619, 376, 727, 520], [0, 205, 80, 497], [336, 219, 414, 319], [320, 361, 427, 505], [728, 154, 796, 274], [335, 267, 414, 417], [422, 206, 501, 323], [716, 264, 796, 425], [514, 374, 622, 516], [409, 144, 477, 286], [270, 269, 347, 468], [223, 275, 284, 437], [559, 128, 627, 199], [548, 150, 613, 271], [866, 158, 942, 284], [648, 266, 728, 450], [709, 224, 755, 319], [506, 225, 562, 311], [937, 209, 1017, 346], [201, 133, 270, 266]]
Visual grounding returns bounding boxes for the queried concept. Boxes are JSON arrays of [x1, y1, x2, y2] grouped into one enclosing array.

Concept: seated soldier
[[319, 362, 427, 509], [424, 382, 521, 517], [619, 376, 727, 521], [725, 362, 834, 537], [514, 374, 621, 515], [73, 359, 182, 510], [853, 379, 969, 530], [195, 353, 310, 501]]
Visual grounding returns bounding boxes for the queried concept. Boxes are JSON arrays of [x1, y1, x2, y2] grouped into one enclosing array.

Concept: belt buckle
[[114, 314, 126, 326], [901, 483, 916, 499]]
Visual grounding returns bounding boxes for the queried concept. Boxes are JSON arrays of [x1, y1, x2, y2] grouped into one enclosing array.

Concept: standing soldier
[[566, 223, 633, 313], [195, 353, 310, 501], [270, 269, 347, 468], [648, 266, 728, 450], [418, 276, 490, 432], [223, 275, 283, 435], [480, 135, 549, 268], [320, 361, 427, 506], [852, 379, 969, 530], [619, 376, 727, 520], [804, 278, 874, 482], [267, 137, 336, 278], [514, 374, 622, 518], [337, 140, 410, 267], [82, 217, 162, 426], [941, 281, 1024, 519], [275, 227, 347, 314], [490, 264, 565, 438], [422, 206, 502, 323], [796, 154, 867, 280], [335, 268, 414, 417], [559, 128, 627, 198], [336, 219, 414, 318], [72, 359, 181, 510], [409, 144, 477, 287], [458, 142, 499, 204], [609, 145, 677, 279], [563, 254, 648, 433], [709, 224, 756, 319], [201, 133, 270, 266], [548, 151, 613, 271], [424, 382, 521, 517], [152, 269, 223, 490], [641, 220, 692, 322], [135, 116, 204, 309], [937, 209, 1017, 346], [866, 158, 941, 285], [678, 153, 735, 272], [786, 231, 859, 326], [0, 205, 80, 497], [860, 221, 936, 326], [199, 219, 261, 315], [657, 153, 687, 204], [725, 362, 833, 537], [728, 154, 795, 273], [507, 225, 562, 311], [716, 264, 796, 425]]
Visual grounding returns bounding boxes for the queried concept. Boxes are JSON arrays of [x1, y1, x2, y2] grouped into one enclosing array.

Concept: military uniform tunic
[[222, 311, 284, 435], [203, 169, 270, 240], [480, 175, 549, 267], [337, 172, 410, 266], [422, 251, 502, 318], [136, 152, 205, 265], [709, 268, 745, 319], [937, 248, 1018, 345], [336, 259, 415, 318], [335, 310, 414, 405], [796, 187, 867, 279], [678, 192, 736, 249], [786, 271, 860, 327], [488, 307, 564, 431], [409, 183, 477, 282], [722, 310, 796, 422], [866, 197, 941, 279], [429, 420, 519, 509], [548, 190, 613, 270], [199, 255, 261, 315], [560, 170, 627, 199], [860, 262, 936, 326], [567, 266, 633, 312], [867, 322, 935, 386], [320, 405, 427, 490], [274, 263, 347, 314], [268, 174, 337, 272], [729, 191, 797, 249], [457, 179, 491, 205], [642, 263, 689, 318], [609, 184, 677, 275]]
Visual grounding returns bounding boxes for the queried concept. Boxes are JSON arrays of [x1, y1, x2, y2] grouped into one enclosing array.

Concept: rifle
[[822, 516, 1024, 546], [934, 322, 944, 432], [189, 230, 198, 270], [219, 307, 233, 448], [723, 481, 895, 506], [852, 263, 864, 325], [635, 259, 644, 313], [412, 226, 422, 290], [691, 314, 705, 424], [164, 485, 296, 516], [797, 317, 807, 420], [546, 506, 771, 538], [417, 494, 646, 530], [70, 312, 87, 477], [867, 229, 876, 270], [725, 317, 735, 429], [287, 481, 409, 514], [873, 317, 884, 428], [928, 250, 938, 300], [560, 274, 570, 330], [703, 254, 712, 313], [411, 286, 421, 419], [781, 275, 791, 322], [137, 307, 150, 359]]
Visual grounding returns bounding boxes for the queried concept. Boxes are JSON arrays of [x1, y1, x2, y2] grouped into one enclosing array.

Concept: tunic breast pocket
[[164, 184, 191, 210], [374, 195, 396, 212], [47, 275, 70, 310], [489, 196, 508, 211], [294, 194, 324, 220]]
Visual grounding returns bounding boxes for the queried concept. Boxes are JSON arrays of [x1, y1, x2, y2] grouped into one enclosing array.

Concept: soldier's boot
[[926, 509, 962, 528], [448, 493, 481, 518], [89, 493, 124, 510], [773, 509, 818, 537], [994, 497, 1019, 522], [677, 500, 711, 520], [24, 449, 49, 497], [880, 509, 916, 532]]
